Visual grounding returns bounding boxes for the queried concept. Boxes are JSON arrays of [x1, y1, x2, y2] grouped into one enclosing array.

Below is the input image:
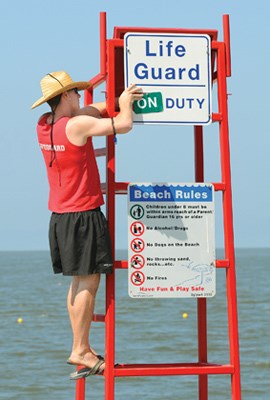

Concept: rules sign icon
[[130, 221, 145, 236], [130, 271, 145, 286], [130, 254, 145, 269], [130, 238, 145, 253], [130, 204, 144, 220]]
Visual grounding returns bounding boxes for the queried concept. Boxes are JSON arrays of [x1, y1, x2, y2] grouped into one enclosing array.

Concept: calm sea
[[0, 249, 269, 400]]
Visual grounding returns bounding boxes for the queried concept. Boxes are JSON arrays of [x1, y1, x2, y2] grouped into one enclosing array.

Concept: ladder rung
[[212, 182, 226, 191], [101, 182, 107, 194], [212, 112, 223, 122], [113, 362, 234, 377], [93, 313, 105, 322], [94, 147, 106, 157], [115, 260, 128, 269], [115, 182, 128, 194], [216, 259, 230, 268]]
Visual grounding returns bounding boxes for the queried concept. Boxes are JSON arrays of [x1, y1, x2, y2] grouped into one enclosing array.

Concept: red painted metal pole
[[105, 135, 116, 400], [194, 125, 204, 181], [84, 88, 93, 106], [75, 377, 85, 400], [100, 12, 107, 76], [84, 11, 107, 105], [75, 12, 108, 400], [194, 125, 208, 400], [223, 14, 232, 77], [105, 38, 117, 400], [216, 41, 242, 400]]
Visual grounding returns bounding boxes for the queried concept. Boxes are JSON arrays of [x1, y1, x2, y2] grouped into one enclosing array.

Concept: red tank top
[[37, 115, 104, 213]]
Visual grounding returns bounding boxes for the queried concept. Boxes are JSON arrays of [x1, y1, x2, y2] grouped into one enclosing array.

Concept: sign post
[[128, 183, 216, 298], [124, 33, 212, 125]]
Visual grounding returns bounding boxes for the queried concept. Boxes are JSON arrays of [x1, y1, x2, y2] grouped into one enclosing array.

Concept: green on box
[[133, 92, 163, 114]]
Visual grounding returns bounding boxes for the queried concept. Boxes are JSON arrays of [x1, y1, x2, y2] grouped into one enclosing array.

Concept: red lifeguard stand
[[76, 12, 241, 400]]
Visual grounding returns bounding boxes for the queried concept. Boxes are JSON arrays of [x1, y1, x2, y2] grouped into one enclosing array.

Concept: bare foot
[[67, 346, 101, 363]]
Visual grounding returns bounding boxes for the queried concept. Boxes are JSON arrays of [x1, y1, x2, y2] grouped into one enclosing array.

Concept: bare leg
[[67, 274, 104, 370]]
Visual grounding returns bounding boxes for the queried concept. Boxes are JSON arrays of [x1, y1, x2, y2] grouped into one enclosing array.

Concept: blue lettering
[[166, 41, 173, 56], [145, 40, 186, 58], [159, 41, 163, 56], [175, 44, 186, 57], [152, 67, 162, 80], [176, 98, 185, 109], [197, 98, 205, 109], [133, 63, 201, 81], [166, 98, 204, 110], [186, 98, 194, 108], [134, 63, 148, 79], [165, 68, 175, 80], [178, 68, 186, 79], [145, 40, 156, 56], [166, 98, 175, 109], [188, 64, 200, 80]]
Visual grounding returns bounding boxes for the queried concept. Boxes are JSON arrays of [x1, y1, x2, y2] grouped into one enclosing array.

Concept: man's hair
[[47, 93, 62, 110]]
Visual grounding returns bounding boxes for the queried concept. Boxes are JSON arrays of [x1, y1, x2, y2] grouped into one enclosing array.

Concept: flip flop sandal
[[70, 359, 105, 380]]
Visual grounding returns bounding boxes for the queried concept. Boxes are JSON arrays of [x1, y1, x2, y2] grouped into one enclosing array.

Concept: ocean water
[[0, 248, 269, 400]]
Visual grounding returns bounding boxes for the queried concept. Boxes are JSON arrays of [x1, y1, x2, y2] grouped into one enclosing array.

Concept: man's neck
[[47, 105, 73, 124]]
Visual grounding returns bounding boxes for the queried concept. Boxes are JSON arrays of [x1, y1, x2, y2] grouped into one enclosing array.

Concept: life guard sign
[[124, 33, 212, 125]]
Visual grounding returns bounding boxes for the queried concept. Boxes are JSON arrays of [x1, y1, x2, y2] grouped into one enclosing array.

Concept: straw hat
[[31, 71, 91, 109]]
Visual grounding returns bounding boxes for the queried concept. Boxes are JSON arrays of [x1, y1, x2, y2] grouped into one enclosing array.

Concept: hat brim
[[31, 81, 91, 109]]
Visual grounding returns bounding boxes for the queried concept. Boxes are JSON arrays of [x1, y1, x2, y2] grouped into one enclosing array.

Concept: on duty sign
[[124, 33, 212, 125]]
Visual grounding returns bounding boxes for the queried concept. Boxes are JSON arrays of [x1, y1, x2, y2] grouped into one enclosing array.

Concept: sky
[[0, 0, 269, 251]]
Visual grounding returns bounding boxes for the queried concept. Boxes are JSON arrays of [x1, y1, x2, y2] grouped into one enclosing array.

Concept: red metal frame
[[76, 12, 241, 400]]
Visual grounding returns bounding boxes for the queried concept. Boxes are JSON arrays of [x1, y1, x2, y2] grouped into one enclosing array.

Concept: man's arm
[[66, 85, 143, 144]]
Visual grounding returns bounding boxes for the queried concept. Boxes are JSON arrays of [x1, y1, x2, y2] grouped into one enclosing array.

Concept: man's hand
[[119, 84, 143, 111]]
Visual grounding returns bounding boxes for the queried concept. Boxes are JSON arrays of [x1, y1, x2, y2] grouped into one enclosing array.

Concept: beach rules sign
[[128, 183, 216, 298], [124, 33, 212, 125]]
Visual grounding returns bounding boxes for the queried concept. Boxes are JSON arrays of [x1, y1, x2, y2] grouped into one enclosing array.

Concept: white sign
[[124, 33, 212, 125], [128, 183, 216, 298]]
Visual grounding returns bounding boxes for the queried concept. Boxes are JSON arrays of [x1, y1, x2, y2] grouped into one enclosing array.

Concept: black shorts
[[49, 208, 113, 276]]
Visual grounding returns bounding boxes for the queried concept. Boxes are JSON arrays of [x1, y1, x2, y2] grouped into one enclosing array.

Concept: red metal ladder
[[76, 12, 241, 400]]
